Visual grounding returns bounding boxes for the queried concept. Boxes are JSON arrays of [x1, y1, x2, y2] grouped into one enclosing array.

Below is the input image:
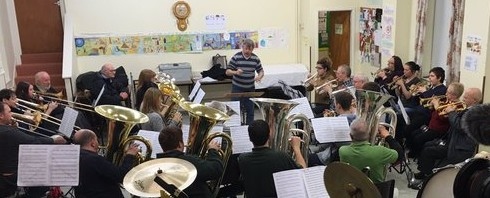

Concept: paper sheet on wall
[[288, 97, 314, 119], [258, 28, 288, 48], [230, 126, 253, 154], [18, 145, 80, 186], [311, 117, 351, 143], [205, 14, 226, 31], [137, 130, 163, 158]]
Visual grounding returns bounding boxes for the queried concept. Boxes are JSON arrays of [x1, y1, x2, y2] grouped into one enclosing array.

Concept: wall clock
[[173, 1, 191, 31]]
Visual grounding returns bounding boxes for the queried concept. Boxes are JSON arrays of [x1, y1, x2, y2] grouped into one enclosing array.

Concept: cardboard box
[[157, 62, 192, 82]]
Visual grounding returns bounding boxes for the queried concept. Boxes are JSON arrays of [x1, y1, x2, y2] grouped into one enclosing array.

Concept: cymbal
[[123, 158, 197, 197], [324, 162, 381, 198]]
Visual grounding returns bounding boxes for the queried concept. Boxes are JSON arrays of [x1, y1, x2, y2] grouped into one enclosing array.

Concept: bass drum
[[417, 164, 461, 198], [453, 158, 490, 198]]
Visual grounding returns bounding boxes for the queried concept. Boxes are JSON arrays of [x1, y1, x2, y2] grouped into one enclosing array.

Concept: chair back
[[375, 179, 395, 198]]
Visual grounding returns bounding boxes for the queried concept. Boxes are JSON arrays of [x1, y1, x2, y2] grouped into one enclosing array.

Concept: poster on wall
[[318, 11, 329, 49], [258, 28, 288, 48], [464, 34, 482, 71], [202, 33, 231, 50], [359, 7, 382, 67], [229, 31, 259, 49], [163, 34, 202, 53], [205, 14, 226, 31]]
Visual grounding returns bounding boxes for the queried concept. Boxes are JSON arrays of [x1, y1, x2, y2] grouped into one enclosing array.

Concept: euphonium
[[94, 105, 151, 166], [436, 101, 467, 116], [303, 73, 318, 87], [250, 98, 312, 166], [179, 101, 232, 198], [158, 74, 185, 127], [355, 89, 397, 146]]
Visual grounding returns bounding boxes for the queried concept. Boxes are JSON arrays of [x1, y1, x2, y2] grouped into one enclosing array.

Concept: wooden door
[[14, 0, 63, 54], [328, 11, 351, 70]]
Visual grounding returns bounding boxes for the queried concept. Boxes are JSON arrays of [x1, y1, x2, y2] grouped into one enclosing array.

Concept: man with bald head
[[34, 71, 55, 94], [413, 88, 483, 184], [74, 129, 138, 198], [90, 63, 129, 106]]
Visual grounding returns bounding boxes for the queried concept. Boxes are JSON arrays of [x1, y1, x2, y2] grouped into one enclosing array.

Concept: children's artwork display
[[359, 7, 382, 67]]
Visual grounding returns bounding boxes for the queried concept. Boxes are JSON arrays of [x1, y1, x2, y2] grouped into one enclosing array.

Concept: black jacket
[[445, 109, 477, 164]]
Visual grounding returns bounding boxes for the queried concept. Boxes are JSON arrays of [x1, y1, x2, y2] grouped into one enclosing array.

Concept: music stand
[[222, 92, 264, 125]]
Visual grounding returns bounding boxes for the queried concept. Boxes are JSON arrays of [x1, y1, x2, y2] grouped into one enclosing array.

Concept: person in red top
[[407, 82, 464, 158]]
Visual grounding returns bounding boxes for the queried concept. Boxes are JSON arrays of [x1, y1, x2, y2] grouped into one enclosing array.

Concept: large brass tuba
[[158, 74, 185, 127], [179, 101, 233, 198], [355, 89, 397, 145], [250, 98, 312, 166], [95, 105, 152, 165]]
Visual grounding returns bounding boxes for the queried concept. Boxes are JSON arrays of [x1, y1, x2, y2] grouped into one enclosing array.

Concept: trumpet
[[436, 101, 467, 116], [410, 79, 431, 96], [387, 75, 405, 90], [315, 79, 338, 94], [371, 67, 392, 78], [420, 95, 447, 108], [303, 73, 317, 87]]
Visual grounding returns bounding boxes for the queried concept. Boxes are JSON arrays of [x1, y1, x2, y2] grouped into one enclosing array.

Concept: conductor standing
[[226, 38, 264, 125]]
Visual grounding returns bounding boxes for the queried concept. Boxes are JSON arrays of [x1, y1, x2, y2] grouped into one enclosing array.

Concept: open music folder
[[273, 166, 329, 198]]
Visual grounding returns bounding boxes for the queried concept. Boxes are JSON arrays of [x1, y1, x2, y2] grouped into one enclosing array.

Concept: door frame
[[313, 8, 355, 73]]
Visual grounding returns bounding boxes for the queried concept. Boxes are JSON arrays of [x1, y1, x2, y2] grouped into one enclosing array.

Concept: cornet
[[371, 67, 392, 78], [303, 73, 317, 87], [315, 79, 338, 94], [410, 79, 430, 96], [420, 95, 447, 108], [436, 101, 467, 116], [387, 75, 405, 90]]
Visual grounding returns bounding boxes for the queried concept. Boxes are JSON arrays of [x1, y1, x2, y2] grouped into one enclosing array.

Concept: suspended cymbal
[[324, 162, 381, 198], [123, 158, 197, 197]]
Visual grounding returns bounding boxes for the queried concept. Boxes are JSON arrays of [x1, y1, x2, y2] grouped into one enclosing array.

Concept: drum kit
[[123, 158, 197, 198]]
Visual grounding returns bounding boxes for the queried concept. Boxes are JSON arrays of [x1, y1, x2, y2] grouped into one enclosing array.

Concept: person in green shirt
[[339, 118, 403, 183]]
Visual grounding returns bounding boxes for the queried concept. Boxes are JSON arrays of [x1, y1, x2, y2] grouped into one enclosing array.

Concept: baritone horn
[[94, 105, 152, 166], [179, 101, 232, 198], [250, 98, 312, 166]]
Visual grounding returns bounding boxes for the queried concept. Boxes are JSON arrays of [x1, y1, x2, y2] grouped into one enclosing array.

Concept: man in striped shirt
[[226, 39, 264, 125]]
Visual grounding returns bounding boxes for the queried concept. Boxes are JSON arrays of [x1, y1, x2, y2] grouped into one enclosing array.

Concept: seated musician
[[413, 88, 481, 183], [320, 64, 354, 96], [406, 82, 464, 158], [135, 69, 158, 110], [402, 67, 447, 147], [353, 73, 369, 89], [90, 63, 129, 106], [304, 57, 335, 117], [139, 88, 181, 132], [157, 126, 223, 198], [0, 103, 66, 197], [73, 129, 138, 198], [393, 61, 421, 109], [34, 71, 58, 94], [374, 55, 404, 87], [309, 91, 356, 166], [339, 118, 403, 183], [16, 81, 58, 117], [238, 120, 305, 198]]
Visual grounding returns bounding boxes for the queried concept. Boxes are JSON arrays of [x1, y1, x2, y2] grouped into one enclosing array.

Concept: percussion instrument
[[324, 162, 381, 198]]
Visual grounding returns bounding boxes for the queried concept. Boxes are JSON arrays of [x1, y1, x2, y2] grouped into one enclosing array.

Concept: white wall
[[65, 0, 299, 78], [0, 0, 19, 88], [430, 0, 451, 71]]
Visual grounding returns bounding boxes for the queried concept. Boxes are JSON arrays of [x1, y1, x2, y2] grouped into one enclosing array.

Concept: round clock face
[[173, 1, 190, 19]]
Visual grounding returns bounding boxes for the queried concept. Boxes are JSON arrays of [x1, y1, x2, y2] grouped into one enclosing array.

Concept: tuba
[[179, 101, 233, 198], [355, 90, 397, 146], [95, 105, 152, 166], [250, 98, 312, 166], [158, 74, 185, 127]]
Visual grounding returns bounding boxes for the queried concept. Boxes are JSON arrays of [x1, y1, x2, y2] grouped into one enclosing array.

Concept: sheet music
[[18, 145, 80, 186], [208, 126, 224, 144], [304, 166, 329, 198], [193, 89, 205, 104], [189, 81, 201, 101], [137, 130, 163, 158], [397, 99, 410, 125], [273, 169, 308, 198], [182, 124, 190, 146], [205, 101, 241, 127], [58, 107, 78, 137], [230, 126, 253, 154], [311, 117, 351, 143], [288, 97, 314, 119], [198, 77, 218, 82]]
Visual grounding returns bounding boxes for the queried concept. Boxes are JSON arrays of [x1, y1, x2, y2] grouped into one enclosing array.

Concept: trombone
[[34, 91, 63, 99], [419, 95, 447, 108], [16, 101, 81, 130], [315, 79, 338, 94], [303, 73, 317, 87], [35, 93, 95, 113]]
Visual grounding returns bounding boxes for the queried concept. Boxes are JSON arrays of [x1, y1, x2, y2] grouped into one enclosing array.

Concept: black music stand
[[223, 92, 264, 125]]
